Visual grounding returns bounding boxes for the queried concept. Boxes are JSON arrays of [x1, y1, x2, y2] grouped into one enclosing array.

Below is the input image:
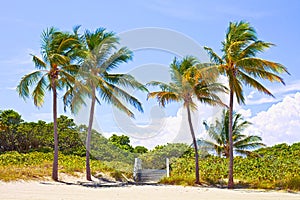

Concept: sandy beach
[[0, 181, 299, 200]]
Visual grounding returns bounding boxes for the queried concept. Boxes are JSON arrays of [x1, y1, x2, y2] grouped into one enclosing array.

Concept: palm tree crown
[[67, 28, 146, 115], [202, 109, 265, 158], [148, 56, 225, 109], [18, 27, 82, 106], [205, 21, 289, 103]]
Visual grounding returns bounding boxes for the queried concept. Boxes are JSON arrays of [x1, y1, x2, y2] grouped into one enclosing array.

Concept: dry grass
[[0, 151, 132, 182]]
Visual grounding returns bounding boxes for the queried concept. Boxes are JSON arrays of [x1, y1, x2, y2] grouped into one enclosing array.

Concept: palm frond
[[239, 41, 274, 58], [105, 73, 148, 92], [238, 71, 274, 97], [234, 134, 264, 146], [61, 64, 80, 75], [104, 82, 144, 113], [97, 83, 135, 118], [204, 47, 223, 65], [17, 70, 45, 99], [101, 47, 133, 72], [31, 55, 47, 69], [57, 70, 76, 90], [147, 91, 180, 107], [238, 57, 289, 80], [225, 21, 257, 46], [63, 80, 91, 114], [32, 74, 48, 107], [57, 36, 80, 54], [50, 53, 70, 66], [147, 81, 175, 92], [228, 72, 245, 104], [241, 66, 286, 84]]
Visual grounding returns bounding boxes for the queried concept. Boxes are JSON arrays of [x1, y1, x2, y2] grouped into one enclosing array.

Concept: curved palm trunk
[[228, 89, 234, 189], [52, 80, 59, 181], [86, 86, 96, 181], [186, 105, 200, 184]]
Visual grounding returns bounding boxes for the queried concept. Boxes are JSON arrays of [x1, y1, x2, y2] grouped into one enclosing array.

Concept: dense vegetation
[[161, 142, 300, 191], [0, 110, 134, 163]]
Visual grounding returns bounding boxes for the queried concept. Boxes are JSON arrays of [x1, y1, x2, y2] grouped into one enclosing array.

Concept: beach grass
[[0, 151, 132, 182]]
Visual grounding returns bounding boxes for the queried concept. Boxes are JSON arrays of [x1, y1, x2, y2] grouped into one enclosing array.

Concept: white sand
[[0, 181, 299, 200]]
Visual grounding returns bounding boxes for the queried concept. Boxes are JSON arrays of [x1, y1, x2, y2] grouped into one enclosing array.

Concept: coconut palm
[[17, 27, 82, 181], [66, 28, 147, 181], [204, 21, 289, 188], [202, 109, 265, 158], [148, 56, 226, 184]]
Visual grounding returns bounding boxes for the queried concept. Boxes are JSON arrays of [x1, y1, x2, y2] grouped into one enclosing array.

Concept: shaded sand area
[[0, 181, 299, 200]]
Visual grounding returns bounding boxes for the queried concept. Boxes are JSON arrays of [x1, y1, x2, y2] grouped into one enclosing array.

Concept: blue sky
[[0, 0, 300, 148]]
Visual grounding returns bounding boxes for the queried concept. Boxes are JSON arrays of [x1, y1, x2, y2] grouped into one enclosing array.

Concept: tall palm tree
[[202, 109, 265, 158], [204, 21, 289, 188], [148, 56, 226, 184], [17, 27, 82, 181], [66, 28, 147, 181]]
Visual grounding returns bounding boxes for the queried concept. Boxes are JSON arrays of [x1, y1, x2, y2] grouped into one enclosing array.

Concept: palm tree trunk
[[86, 86, 96, 181], [52, 80, 59, 181], [228, 89, 234, 189], [186, 105, 200, 184]]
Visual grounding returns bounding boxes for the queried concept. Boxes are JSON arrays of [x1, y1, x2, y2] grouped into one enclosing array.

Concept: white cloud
[[272, 79, 300, 95], [237, 108, 252, 118], [102, 101, 225, 149], [244, 79, 300, 106], [247, 91, 256, 99], [245, 92, 300, 146], [126, 91, 300, 149]]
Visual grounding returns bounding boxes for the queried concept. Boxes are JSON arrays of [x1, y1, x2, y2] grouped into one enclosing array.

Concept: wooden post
[[133, 158, 142, 182], [166, 158, 170, 177]]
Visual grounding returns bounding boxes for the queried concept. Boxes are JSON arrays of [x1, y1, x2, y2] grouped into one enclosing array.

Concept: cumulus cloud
[[245, 92, 300, 146], [102, 101, 224, 149], [237, 108, 252, 118], [127, 92, 300, 149]]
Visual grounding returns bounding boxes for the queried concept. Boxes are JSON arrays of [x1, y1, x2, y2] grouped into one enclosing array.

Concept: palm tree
[[67, 28, 147, 181], [204, 21, 289, 188], [148, 56, 226, 184], [17, 27, 82, 181], [202, 109, 265, 158]]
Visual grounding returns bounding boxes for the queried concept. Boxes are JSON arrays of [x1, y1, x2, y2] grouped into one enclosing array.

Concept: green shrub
[[162, 142, 300, 191]]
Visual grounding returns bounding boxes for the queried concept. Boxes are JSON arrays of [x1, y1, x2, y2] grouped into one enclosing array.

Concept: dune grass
[[0, 151, 132, 182]]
